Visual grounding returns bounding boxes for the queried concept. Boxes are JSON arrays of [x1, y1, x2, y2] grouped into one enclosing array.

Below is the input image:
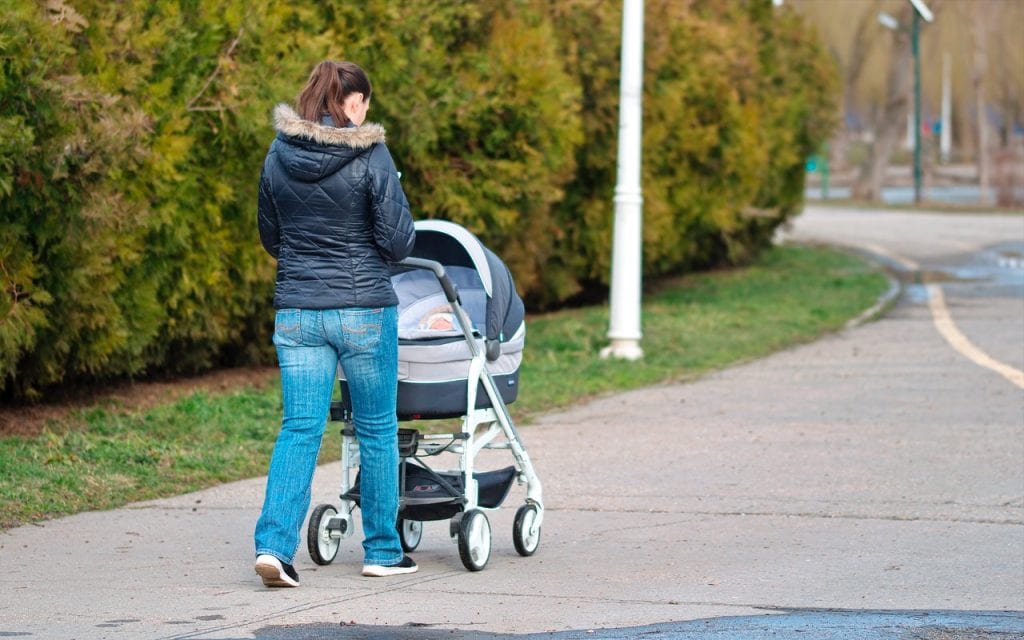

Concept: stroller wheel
[[397, 518, 423, 552], [457, 509, 491, 571], [513, 503, 541, 556], [307, 503, 341, 565]]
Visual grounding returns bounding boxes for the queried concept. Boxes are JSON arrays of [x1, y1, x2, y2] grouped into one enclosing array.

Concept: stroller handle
[[398, 257, 459, 303]]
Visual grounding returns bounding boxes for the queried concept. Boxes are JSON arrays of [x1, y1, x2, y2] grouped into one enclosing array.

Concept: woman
[[254, 60, 416, 587]]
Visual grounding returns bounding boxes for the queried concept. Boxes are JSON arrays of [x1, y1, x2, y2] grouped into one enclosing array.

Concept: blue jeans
[[254, 306, 403, 566]]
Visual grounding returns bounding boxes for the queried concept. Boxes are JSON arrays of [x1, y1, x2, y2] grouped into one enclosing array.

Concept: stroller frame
[[307, 256, 544, 572]]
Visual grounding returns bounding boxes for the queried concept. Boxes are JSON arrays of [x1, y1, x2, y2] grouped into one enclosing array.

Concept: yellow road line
[[926, 284, 1024, 389], [855, 241, 1023, 389]]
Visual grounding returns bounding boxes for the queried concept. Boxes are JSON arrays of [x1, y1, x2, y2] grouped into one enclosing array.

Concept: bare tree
[[795, 0, 1022, 206], [853, 3, 914, 201], [830, 0, 882, 173], [971, 3, 992, 204]]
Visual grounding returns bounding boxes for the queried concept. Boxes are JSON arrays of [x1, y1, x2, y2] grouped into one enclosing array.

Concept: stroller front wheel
[[513, 503, 541, 556], [456, 509, 491, 571], [397, 517, 423, 552], [307, 503, 341, 565]]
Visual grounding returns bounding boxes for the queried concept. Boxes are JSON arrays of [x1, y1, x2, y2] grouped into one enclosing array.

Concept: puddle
[[905, 283, 930, 303], [895, 242, 1024, 304], [916, 269, 987, 284], [995, 250, 1024, 269]]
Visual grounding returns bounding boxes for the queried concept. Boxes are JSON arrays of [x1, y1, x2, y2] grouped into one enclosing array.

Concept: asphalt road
[[1, 205, 1022, 639]]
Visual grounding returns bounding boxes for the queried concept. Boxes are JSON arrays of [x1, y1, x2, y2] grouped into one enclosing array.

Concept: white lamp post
[[940, 52, 952, 164], [602, 0, 645, 361]]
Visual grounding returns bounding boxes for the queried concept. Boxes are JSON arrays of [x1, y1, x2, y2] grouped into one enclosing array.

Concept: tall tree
[[852, 3, 913, 201], [831, 0, 882, 173], [971, 2, 992, 204]]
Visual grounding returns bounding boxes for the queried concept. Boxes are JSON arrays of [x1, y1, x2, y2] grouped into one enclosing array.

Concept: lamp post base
[[600, 339, 643, 361]]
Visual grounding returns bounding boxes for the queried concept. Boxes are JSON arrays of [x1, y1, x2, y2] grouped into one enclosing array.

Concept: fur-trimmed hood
[[273, 103, 385, 148], [270, 103, 388, 183]]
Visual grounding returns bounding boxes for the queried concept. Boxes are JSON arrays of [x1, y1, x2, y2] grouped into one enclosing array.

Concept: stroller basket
[[345, 462, 517, 522]]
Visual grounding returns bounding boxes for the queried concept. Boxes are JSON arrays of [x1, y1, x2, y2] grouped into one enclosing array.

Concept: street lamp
[[602, 0, 645, 361], [879, 0, 934, 204]]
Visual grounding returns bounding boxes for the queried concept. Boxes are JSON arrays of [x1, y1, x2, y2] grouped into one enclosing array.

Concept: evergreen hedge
[[0, 0, 836, 398]]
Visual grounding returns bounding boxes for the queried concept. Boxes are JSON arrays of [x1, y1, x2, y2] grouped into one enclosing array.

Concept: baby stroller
[[306, 220, 544, 571]]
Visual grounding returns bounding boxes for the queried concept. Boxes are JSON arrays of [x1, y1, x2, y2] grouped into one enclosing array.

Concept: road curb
[[779, 238, 904, 329], [845, 270, 902, 329]]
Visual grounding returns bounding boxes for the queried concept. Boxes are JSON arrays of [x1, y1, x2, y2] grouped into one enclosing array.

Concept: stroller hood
[[395, 220, 524, 345]]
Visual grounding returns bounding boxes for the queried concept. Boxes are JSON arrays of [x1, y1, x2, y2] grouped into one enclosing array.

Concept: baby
[[418, 304, 456, 331]]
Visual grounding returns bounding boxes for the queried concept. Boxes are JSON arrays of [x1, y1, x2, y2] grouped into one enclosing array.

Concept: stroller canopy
[[393, 220, 524, 346]]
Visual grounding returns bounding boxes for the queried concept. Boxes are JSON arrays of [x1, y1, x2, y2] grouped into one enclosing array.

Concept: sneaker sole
[[361, 564, 419, 577], [255, 561, 299, 588]]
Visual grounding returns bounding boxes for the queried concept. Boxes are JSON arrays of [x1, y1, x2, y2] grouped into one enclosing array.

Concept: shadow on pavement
[[213, 609, 1024, 640]]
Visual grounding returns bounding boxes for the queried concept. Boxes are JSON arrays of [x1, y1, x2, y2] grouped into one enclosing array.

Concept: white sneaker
[[255, 554, 300, 587], [362, 555, 418, 577]]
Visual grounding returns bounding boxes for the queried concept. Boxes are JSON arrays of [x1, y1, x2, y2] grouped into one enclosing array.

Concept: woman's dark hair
[[296, 61, 372, 127]]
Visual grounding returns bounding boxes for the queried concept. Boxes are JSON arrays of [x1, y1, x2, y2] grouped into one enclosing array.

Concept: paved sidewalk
[[1, 207, 1022, 639]]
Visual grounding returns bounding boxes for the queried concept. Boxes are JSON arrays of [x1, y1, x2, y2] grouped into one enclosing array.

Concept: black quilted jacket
[[258, 104, 415, 310]]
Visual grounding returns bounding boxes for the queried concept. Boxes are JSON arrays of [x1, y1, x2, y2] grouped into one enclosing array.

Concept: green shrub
[[0, 1, 326, 397]]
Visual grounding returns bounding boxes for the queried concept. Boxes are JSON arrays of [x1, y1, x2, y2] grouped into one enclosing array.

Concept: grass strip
[[0, 245, 888, 529]]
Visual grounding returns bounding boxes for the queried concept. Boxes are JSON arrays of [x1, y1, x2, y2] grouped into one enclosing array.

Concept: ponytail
[[296, 61, 372, 127]]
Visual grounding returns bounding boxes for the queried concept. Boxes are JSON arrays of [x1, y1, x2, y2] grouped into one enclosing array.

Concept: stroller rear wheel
[[397, 517, 423, 552], [456, 509, 491, 571], [307, 503, 341, 565]]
